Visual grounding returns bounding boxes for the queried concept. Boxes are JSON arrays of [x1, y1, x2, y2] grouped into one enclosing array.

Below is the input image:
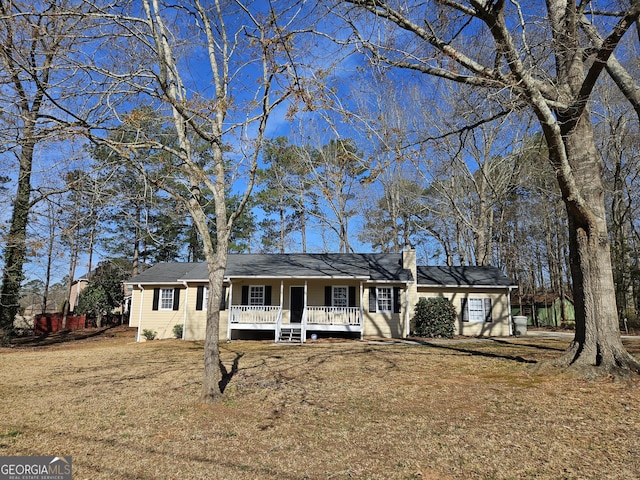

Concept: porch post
[[302, 280, 308, 343], [359, 281, 364, 339], [276, 280, 284, 342], [226, 282, 233, 342]]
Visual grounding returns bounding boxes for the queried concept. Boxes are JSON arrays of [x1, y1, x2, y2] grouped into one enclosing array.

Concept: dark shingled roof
[[127, 254, 413, 283], [126, 262, 200, 284], [417, 266, 515, 288]]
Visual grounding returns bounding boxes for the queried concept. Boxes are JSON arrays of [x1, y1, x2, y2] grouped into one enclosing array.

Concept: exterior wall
[[127, 274, 511, 342], [183, 284, 205, 341], [416, 286, 511, 336], [131, 285, 186, 340], [362, 284, 406, 338], [129, 288, 141, 329], [129, 280, 410, 341]]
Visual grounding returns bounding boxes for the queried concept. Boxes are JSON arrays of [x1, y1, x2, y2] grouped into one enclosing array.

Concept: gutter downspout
[[136, 284, 144, 342], [404, 281, 411, 338], [507, 286, 514, 336], [182, 281, 189, 340]]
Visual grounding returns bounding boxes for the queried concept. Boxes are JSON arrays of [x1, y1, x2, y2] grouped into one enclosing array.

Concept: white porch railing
[[230, 305, 282, 324], [305, 306, 361, 326]]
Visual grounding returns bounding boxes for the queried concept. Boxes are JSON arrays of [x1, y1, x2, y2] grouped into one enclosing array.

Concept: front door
[[290, 286, 304, 323]]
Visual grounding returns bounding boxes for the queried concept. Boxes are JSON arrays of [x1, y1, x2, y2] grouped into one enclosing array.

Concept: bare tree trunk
[[0, 138, 35, 335], [42, 201, 57, 314], [553, 115, 639, 372]]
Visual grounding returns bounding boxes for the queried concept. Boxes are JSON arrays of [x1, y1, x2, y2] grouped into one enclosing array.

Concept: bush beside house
[[412, 297, 456, 339]]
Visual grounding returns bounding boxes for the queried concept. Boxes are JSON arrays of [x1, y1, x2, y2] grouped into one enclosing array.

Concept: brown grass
[[1, 328, 640, 480]]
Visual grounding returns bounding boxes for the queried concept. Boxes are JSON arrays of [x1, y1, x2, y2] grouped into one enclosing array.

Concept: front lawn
[[1, 329, 639, 479]]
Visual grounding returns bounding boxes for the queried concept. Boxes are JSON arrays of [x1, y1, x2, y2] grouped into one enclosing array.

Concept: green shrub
[[142, 329, 157, 341], [172, 324, 183, 339], [412, 297, 456, 339]]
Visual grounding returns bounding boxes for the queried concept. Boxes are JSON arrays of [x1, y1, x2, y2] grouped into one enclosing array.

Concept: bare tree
[[0, 0, 104, 337], [93, 0, 298, 402], [303, 137, 366, 253], [332, 0, 640, 373]]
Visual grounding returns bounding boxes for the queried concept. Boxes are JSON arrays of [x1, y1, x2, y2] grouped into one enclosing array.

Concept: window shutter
[[241, 286, 249, 305], [393, 287, 401, 314], [461, 298, 469, 322], [265, 285, 272, 306], [325, 286, 331, 306], [220, 286, 227, 311], [172, 288, 180, 310], [196, 286, 204, 311], [369, 287, 377, 312], [152, 288, 160, 311], [484, 298, 493, 323], [348, 286, 356, 307]]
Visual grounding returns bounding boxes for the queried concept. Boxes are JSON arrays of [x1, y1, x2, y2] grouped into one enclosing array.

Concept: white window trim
[[376, 286, 393, 313], [465, 297, 492, 323], [332, 285, 348, 308], [203, 286, 209, 310], [249, 285, 265, 306], [467, 298, 484, 323], [159, 288, 174, 310]]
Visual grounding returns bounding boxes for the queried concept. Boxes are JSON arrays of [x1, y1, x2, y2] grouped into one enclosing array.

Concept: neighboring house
[[511, 293, 575, 328], [68, 274, 90, 313], [125, 248, 516, 342]]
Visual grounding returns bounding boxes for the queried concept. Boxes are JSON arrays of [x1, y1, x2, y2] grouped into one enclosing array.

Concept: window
[[369, 286, 400, 313], [152, 287, 180, 311], [249, 286, 265, 306], [202, 286, 209, 308], [196, 286, 209, 311], [376, 287, 393, 312], [325, 286, 356, 308], [462, 298, 492, 323], [160, 288, 174, 310], [468, 298, 485, 322], [241, 285, 271, 306], [332, 286, 348, 307]]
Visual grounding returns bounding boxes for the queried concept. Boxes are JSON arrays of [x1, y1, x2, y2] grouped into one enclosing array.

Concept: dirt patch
[[1, 332, 639, 479]]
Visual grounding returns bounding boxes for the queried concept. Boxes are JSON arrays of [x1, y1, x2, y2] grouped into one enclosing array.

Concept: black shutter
[[152, 288, 160, 310], [241, 286, 249, 305], [369, 287, 377, 312], [220, 286, 227, 311], [393, 287, 401, 314], [172, 288, 180, 310], [484, 298, 493, 323], [461, 298, 469, 322], [265, 286, 272, 306], [349, 286, 356, 307], [325, 286, 332, 306], [196, 286, 204, 311]]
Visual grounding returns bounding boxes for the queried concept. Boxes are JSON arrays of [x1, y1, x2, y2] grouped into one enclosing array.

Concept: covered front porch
[[226, 280, 364, 342]]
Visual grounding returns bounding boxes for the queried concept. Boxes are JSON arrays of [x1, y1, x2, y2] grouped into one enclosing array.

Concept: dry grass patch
[[1, 328, 639, 479]]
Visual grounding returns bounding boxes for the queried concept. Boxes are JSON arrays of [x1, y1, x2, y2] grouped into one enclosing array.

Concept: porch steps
[[278, 327, 302, 343]]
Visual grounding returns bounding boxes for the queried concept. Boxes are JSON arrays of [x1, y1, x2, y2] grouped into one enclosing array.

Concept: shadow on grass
[[7, 325, 127, 348], [219, 351, 244, 393], [488, 337, 567, 352], [413, 338, 538, 364]]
